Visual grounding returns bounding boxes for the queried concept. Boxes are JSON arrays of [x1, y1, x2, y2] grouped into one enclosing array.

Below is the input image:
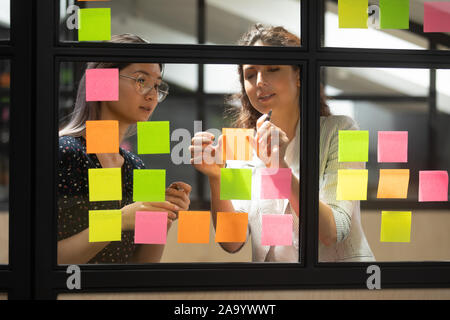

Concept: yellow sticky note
[[377, 169, 410, 199], [339, 0, 368, 29], [89, 210, 122, 242], [336, 169, 368, 200], [222, 128, 254, 161], [380, 211, 412, 242], [88, 168, 122, 201]]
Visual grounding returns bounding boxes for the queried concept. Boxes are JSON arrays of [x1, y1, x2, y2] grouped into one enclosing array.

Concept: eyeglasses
[[119, 73, 169, 103]]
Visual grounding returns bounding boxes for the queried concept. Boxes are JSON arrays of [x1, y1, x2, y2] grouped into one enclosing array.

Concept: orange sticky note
[[377, 169, 410, 199], [86, 120, 119, 154], [222, 128, 254, 161], [177, 211, 211, 244], [215, 212, 248, 243]]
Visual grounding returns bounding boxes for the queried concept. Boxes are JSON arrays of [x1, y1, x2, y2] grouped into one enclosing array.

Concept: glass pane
[[60, 0, 197, 44], [206, 0, 301, 46], [437, 69, 450, 115], [323, 0, 450, 51], [58, 61, 301, 264], [0, 60, 9, 265], [0, 0, 10, 40], [320, 66, 450, 262], [59, 0, 301, 46]]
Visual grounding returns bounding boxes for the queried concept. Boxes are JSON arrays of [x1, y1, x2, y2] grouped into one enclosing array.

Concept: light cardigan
[[229, 115, 375, 262]]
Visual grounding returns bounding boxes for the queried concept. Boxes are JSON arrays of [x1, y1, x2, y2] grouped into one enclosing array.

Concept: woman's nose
[[144, 86, 157, 100], [256, 72, 266, 87]]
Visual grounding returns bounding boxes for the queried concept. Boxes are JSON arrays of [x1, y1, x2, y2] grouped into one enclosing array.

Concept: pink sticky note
[[260, 168, 292, 199], [424, 2, 450, 32], [419, 171, 449, 202], [85, 68, 119, 101], [134, 211, 168, 244], [261, 214, 293, 246], [378, 131, 408, 163]]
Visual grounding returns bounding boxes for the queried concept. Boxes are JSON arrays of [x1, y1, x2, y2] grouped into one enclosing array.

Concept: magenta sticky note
[[85, 68, 119, 101], [419, 171, 449, 202], [261, 214, 293, 246], [378, 131, 408, 163], [424, 2, 450, 33], [260, 168, 292, 199], [134, 211, 168, 244]]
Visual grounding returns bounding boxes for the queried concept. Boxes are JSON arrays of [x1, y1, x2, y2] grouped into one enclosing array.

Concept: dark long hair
[[59, 33, 164, 137], [228, 24, 331, 129]]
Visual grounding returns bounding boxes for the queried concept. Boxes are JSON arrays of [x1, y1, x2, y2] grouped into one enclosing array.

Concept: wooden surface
[[58, 288, 450, 300], [0, 212, 7, 264]]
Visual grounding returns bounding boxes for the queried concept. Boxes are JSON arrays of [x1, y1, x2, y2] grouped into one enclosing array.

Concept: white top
[[229, 115, 375, 262]]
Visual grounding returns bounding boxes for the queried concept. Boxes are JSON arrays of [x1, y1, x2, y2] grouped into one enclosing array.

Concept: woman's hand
[[165, 182, 192, 214], [251, 113, 290, 168], [189, 132, 224, 178], [121, 201, 179, 231]]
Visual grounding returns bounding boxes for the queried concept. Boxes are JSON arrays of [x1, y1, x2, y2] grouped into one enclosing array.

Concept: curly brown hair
[[228, 24, 331, 129]]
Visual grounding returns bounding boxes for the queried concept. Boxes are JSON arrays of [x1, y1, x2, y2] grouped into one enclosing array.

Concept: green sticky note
[[380, 211, 412, 242], [88, 168, 122, 201], [78, 8, 111, 42], [336, 169, 369, 200], [380, 0, 409, 29], [89, 210, 122, 242], [338, 130, 369, 162], [220, 168, 252, 200], [133, 169, 166, 202], [339, 0, 368, 28], [137, 121, 170, 154]]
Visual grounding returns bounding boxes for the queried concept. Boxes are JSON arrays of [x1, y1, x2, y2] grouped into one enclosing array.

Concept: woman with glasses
[[57, 34, 191, 264], [190, 25, 374, 262]]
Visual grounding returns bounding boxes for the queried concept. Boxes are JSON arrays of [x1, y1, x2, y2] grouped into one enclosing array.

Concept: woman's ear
[[296, 70, 301, 88]]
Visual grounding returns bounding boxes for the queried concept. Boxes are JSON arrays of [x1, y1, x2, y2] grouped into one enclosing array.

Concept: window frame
[[0, 0, 33, 299], [32, 0, 450, 300]]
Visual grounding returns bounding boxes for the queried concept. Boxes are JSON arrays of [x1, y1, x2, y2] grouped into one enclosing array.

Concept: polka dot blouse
[[57, 135, 145, 264]]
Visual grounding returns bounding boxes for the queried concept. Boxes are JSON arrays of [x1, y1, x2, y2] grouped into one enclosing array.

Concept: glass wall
[[0, 0, 10, 40]]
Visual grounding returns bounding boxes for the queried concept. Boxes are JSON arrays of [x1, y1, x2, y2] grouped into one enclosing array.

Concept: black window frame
[[0, 0, 33, 299], [26, 0, 450, 300]]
